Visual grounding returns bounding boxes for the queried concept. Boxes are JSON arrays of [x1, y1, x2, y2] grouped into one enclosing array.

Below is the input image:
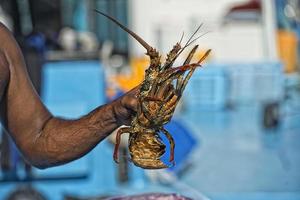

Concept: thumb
[[121, 86, 139, 112]]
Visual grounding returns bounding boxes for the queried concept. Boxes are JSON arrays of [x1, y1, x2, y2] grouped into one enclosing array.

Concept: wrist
[[111, 99, 123, 127]]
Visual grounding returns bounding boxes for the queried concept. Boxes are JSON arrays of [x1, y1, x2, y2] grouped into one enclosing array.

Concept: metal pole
[[262, 0, 279, 60]]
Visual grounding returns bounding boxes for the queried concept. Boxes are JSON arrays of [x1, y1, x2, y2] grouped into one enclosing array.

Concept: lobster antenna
[[183, 23, 203, 49], [179, 31, 185, 44], [94, 9, 152, 51], [164, 48, 211, 74], [185, 31, 211, 48], [173, 24, 203, 60]]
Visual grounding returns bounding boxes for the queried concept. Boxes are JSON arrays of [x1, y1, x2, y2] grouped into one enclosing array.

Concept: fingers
[[121, 93, 138, 113], [121, 86, 140, 113], [112, 87, 139, 126]]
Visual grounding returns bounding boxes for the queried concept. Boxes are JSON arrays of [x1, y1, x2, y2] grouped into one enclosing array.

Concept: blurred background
[[0, 0, 299, 199]]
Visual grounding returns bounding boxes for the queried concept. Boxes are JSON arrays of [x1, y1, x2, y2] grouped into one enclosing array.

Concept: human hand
[[112, 86, 139, 126]]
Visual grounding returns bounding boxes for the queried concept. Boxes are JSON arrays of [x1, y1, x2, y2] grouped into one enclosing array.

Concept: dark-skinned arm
[[0, 23, 137, 169]]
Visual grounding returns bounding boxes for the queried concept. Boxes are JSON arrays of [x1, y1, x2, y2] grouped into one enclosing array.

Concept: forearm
[[19, 101, 120, 169], [0, 23, 136, 169]]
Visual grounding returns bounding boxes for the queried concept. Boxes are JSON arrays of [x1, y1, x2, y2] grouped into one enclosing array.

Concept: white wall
[[127, 0, 266, 62]]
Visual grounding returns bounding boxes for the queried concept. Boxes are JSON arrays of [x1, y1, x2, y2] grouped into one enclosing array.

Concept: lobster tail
[[94, 9, 153, 52]]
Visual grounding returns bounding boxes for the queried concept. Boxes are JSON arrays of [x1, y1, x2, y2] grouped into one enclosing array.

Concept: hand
[[112, 86, 139, 126]]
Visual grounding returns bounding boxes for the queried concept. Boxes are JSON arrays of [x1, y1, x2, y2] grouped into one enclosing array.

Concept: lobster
[[95, 10, 211, 169]]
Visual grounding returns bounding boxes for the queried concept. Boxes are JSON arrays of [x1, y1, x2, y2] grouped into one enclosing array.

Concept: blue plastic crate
[[0, 60, 122, 199], [183, 62, 284, 113], [35, 60, 106, 179], [184, 64, 229, 111], [227, 62, 284, 105]]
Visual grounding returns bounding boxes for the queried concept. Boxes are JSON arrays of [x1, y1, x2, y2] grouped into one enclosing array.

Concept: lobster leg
[[159, 45, 199, 84], [160, 128, 175, 164], [139, 97, 166, 127], [141, 80, 174, 121], [156, 80, 174, 100], [178, 67, 197, 94], [143, 96, 163, 102], [155, 78, 177, 113], [179, 49, 211, 93], [154, 47, 206, 121], [148, 67, 174, 100], [140, 98, 158, 122], [172, 49, 211, 73], [176, 45, 199, 91], [148, 80, 159, 97], [159, 48, 211, 81], [113, 127, 133, 163], [161, 93, 178, 123]]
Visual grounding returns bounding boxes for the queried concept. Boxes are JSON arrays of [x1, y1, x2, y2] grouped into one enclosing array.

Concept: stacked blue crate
[[227, 63, 256, 104], [183, 62, 284, 114], [227, 62, 284, 105], [184, 64, 229, 112], [38, 60, 120, 199], [36, 60, 105, 180]]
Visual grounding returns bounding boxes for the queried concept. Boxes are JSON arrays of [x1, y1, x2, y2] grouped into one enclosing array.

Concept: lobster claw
[[113, 154, 119, 164]]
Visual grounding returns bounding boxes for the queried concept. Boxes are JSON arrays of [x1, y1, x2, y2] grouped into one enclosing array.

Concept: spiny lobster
[[95, 10, 211, 169]]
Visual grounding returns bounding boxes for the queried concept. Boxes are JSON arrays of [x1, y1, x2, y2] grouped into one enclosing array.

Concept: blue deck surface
[[177, 104, 300, 200], [0, 60, 299, 200]]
